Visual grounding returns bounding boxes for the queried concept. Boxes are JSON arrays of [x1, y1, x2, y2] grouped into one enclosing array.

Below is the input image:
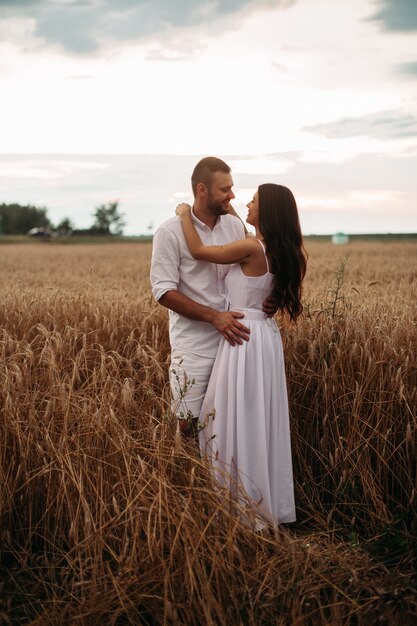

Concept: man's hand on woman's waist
[[210, 310, 250, 346]]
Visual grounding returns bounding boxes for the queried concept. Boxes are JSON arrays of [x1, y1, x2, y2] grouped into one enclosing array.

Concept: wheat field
[[0, 241, 416, 625]]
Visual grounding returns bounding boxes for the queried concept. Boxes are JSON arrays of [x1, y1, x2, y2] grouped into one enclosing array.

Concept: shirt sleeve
[[150, 225, 180, 302], [230, 215, 246, 240], [237, 218, 246, 240]]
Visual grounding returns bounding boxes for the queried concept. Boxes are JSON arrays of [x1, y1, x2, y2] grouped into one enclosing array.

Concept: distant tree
[[0, 203, 51, 235], [91, 201, 125, 235], [56, 217, 74, 236]]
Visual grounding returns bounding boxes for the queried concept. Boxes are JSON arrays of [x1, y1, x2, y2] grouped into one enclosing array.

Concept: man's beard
[[207, 193, 229, 216]]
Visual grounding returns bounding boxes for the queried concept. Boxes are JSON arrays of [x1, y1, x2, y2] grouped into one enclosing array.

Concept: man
[[150, 156, 261, 433]]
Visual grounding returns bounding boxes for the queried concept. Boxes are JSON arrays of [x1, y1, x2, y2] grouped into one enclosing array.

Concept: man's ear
[[196, 182, 207, 197]]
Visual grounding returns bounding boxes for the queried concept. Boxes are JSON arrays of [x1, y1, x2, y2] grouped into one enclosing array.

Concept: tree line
[[0, 202, 125, 236]]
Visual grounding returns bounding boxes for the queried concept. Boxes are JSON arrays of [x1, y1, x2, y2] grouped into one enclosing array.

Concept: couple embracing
[[150, 156, 307, 528]]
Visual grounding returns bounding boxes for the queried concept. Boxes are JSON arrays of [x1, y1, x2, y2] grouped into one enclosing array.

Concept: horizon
[[1, 152, 416, 236]]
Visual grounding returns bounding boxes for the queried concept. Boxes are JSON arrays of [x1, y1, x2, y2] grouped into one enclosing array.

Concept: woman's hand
[[176, 203, 192, 217]]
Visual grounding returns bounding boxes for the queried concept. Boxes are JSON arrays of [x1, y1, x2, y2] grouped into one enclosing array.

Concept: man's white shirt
[[150, 210, 245, 357]]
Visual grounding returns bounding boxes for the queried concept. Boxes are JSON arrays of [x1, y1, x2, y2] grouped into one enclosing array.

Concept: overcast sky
[[0, 0, 416, 234]]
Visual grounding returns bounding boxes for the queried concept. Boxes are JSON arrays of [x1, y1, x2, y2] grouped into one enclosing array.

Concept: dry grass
[[0, 241, 416, 625]]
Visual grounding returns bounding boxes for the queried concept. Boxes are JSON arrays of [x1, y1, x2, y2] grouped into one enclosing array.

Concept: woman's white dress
[[199, 241, 296, 526]]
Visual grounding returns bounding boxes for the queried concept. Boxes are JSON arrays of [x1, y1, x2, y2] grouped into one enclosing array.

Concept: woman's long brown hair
[[258, 183, 307, 321]]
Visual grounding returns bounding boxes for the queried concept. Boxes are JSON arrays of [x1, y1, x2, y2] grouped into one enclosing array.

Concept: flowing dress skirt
[[199, 310, 296, 526]]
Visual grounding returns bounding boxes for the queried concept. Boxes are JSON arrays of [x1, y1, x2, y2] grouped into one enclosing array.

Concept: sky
[[0, 0, 416, 235]]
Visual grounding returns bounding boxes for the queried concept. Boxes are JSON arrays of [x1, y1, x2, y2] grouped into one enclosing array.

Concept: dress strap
[[256, 239, 270, 274]]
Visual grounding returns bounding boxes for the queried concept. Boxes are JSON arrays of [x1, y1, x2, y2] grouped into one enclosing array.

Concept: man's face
[[206, 172, 235, 216]]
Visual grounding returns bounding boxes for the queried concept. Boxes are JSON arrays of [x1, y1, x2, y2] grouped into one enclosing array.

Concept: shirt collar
[[191, 208, 222, 231]]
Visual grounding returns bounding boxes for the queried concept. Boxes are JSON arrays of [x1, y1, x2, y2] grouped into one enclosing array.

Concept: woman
[[176, 184, 307, 528]]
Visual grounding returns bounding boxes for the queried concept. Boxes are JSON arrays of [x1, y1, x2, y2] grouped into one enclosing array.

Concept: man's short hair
[[191, 157, 231, 196]]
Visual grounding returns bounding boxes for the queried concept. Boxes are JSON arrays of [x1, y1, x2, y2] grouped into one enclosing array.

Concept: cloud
[[271, 61, 287, 72], [398, 60, 417, 76], [303, 110, 417, 140], [66, 74, 93, 80], [367, 0, 417, 32], [0, 0, 292, 54], [0, 0, 43, 5]]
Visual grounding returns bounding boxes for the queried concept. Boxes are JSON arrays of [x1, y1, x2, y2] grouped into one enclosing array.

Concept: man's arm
[[159, 291, 249, 346], [150, 226, 250, 346]]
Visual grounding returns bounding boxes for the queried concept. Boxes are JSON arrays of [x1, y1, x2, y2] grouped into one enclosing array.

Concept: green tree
[[91, 201, 125, 235], [56, 217, 74, 236], [0, 203, 51, 235]]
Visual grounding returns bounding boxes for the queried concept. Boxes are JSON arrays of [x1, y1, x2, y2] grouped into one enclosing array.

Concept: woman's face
[[246, 191, 259, 227]]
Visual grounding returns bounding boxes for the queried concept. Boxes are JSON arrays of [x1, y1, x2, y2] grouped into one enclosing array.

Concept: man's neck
[[192, 203, 218, 230]]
